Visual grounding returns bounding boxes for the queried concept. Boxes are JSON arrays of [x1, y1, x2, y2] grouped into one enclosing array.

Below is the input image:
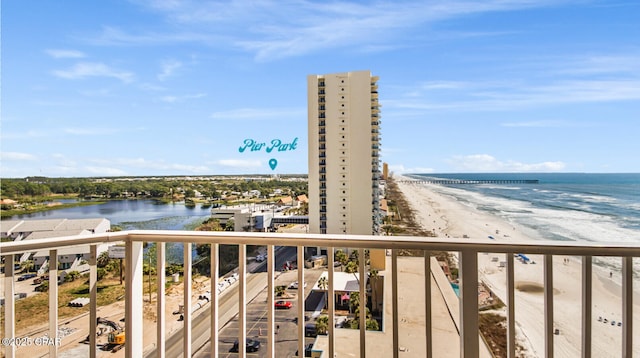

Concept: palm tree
[[315, 315, 329, 335], [369, 269, 379, 314], [275, 285, 285, 297], [335, 250, 348, 271], [20, 260, 34, 273], [318, 276, 329, 310], [344, 261, 358, 274], [97, 251, 111, 268], [348, 291, 360, 314]]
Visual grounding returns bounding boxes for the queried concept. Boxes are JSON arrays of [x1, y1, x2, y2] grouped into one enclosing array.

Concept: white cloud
[[160, 93, 206, 103], [211, 107, 304, 120], [88, 26, 220, 46], [216, 159, 262, 169], [52, 62, 134, 83], [86, 166, 129, 176], [500, 120, 574, 128], [52, 153, 78, 167], [1, 152, 38, 161], [389, 164, 434, 174], [447, 154, 566, 172], [89, 158, 210, 173], [93, 1, 567, 61], [157, 59, 183, 81], [45, 49, 86, 59], [64, 127, 119, 135], [387, 78, 640, 115], [557, 54, 640, 76], [1, 130, 49, 140]]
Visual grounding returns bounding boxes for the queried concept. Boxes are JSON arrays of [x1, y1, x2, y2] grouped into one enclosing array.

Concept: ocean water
[[408, 173, 640, 273]]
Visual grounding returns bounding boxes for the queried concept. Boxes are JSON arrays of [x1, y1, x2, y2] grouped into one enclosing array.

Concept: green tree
[[318, 276, 329, 309], [345, 261, 358, 274], [97, 251, 111, 268], [348, 291, 360, 314], [315, 315, 329, 335], [65, 271, 80, 282], [97, 267, 107, 280], [225, 218, 235, 231], [369, 269, 379, 314], [20, 260, 34, 273], [335, 250, 348, 271]]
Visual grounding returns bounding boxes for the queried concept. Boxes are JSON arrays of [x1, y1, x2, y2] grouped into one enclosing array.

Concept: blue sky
[[1, 0, 639, 177]]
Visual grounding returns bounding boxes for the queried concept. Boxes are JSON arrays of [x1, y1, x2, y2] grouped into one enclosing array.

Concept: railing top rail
[[0, 231, 129, 255], [1, 230, 639, 257]]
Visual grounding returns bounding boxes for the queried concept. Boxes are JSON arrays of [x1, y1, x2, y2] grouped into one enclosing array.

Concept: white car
[[288, 281, 307, 289]]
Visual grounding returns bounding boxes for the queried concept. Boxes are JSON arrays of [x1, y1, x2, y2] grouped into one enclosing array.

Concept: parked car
[[288, 281, 306, 289], [18, 273, 37, 281], [230, 338, 260, 352], [304, 323, 317, 337], [33, 275, 49, 284], [282, 261, 297, 271], [296, 343, 313, 357], [275, 300, 293, 309], [292, 315, 310, 323]]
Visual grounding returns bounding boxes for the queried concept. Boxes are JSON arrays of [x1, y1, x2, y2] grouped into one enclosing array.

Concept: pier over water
[[399, 179, 539, 185]]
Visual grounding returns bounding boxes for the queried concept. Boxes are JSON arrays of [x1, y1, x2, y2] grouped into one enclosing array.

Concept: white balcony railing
[[1, 231, 638, 358]]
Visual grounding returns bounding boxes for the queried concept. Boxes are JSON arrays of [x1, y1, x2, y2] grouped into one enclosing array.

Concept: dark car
[[304, 323, 317, 337], [230, 338, 261, 353], [295, 343, 313, 357], [18, 273, 37, 281]]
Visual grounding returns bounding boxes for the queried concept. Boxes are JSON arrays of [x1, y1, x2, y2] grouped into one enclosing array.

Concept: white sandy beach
[[395, 176, 639, 357]]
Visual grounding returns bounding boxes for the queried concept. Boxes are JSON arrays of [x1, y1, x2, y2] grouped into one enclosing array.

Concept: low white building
[[1, 218, 112, 273]]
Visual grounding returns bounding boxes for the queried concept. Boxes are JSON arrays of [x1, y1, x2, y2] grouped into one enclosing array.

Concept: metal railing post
[[459, 249, 479, 358], [238, 244, 247, 358], [297, 245, 305, 358], [210, 243, 219, 358], [424, 251, 432, 358], [125, 240, 144, 357], [183, 242, 192, 357], [49, 250, 59, 358], [544, 254, 554, 358], [266, 244, 275, 358], [359, 248, 366, 357], [392, 249, 399, 358], [157, 242, 166, 358], [582, 256, 592, 358], [89, 245, 98, 358], [328, 247, 336, 358], [4, 254, 16, 358], [622, 256, 633, 357], [506, 253, 516, 358]]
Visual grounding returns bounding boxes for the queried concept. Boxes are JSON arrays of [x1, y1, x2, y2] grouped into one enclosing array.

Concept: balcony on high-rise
[[1, 231, 637, 358]]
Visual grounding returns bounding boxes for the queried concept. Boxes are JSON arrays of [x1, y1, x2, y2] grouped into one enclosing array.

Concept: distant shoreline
[[1, 200, 107, 219]]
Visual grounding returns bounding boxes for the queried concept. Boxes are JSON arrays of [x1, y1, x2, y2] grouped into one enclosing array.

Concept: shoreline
[[394, 175, 640, 357]]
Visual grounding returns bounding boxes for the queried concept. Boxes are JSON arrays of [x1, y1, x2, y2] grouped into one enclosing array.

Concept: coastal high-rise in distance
[[307, 70, 382, 236]]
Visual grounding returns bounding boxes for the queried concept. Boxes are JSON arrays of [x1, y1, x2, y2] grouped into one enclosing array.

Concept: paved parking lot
[[195, 268, 324, 358]]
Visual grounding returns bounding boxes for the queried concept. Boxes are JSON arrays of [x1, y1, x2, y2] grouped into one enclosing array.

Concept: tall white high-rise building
[[307, 70, 382, 235]]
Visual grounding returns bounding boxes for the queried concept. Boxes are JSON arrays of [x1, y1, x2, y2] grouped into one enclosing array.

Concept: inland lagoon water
[[6, 200, 213, 263], [7, 199, 212, 230]]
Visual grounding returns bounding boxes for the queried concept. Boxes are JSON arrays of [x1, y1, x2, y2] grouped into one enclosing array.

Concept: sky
[[1, 0, 639, 178]]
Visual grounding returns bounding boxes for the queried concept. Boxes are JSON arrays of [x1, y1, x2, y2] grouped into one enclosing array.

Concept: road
[[145, 246, 299, 358], [194, 262, 325, 357]]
